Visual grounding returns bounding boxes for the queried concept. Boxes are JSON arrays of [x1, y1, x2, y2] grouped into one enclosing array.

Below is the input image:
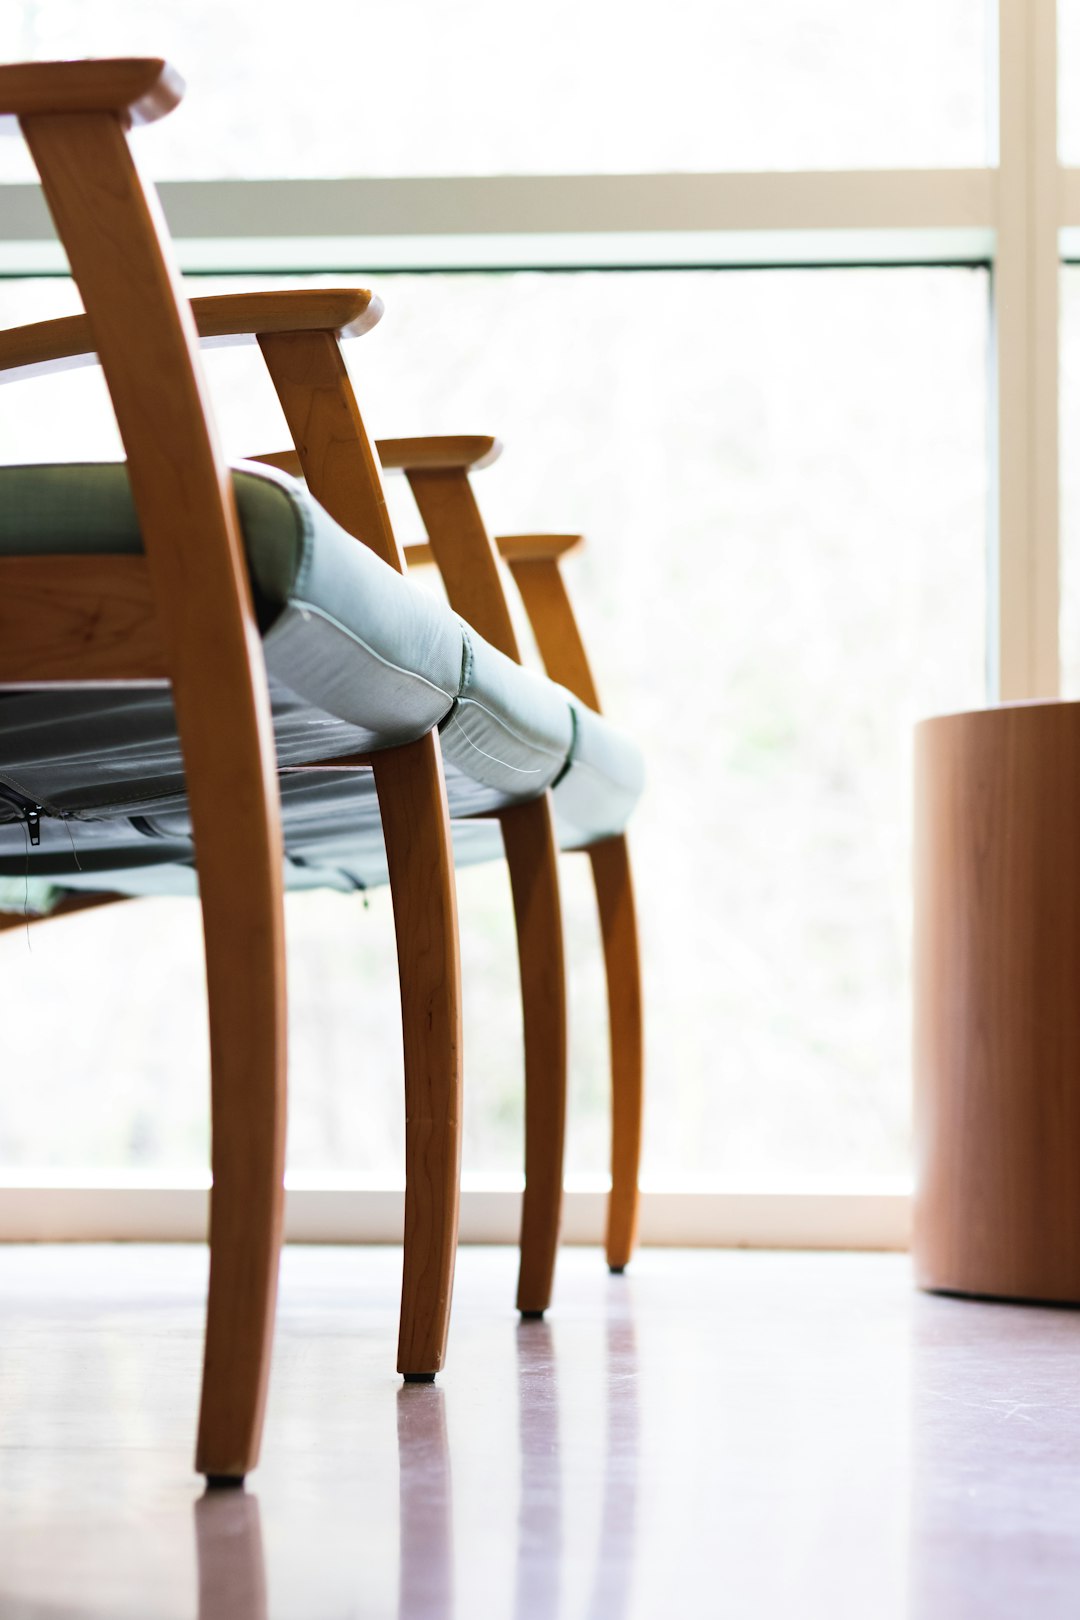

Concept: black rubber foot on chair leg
[[402, 1372, 437, 1384], [204, 1474, 246, 1490], [608, 1264, 627, 1275], [519, 1309, 546, 1321]]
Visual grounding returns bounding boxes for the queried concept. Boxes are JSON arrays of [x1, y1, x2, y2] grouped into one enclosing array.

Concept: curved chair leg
[[588, 836, 643, 1273], [194, 819, 288, 1483], [374, 734, 463, 1378], [500, 794, 567, 1317]]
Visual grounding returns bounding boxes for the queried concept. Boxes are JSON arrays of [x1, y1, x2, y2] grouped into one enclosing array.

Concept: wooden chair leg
[[195, 829, 288, 1483], [374, 734, 463, 1378], [500, 794, 567, 1317], [588, 835, 643, 1273]]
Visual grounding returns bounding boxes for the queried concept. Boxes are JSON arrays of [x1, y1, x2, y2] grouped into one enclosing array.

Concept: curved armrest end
[[249, 435, 507, 489], [207, 289, 383, 344], [248, 450, 303, 478], [377, 436, 502, 474], [497, 533, 585, 564], [0, 58, 184, 126]]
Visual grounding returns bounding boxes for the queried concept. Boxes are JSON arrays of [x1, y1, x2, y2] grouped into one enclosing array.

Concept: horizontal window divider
[[0, 169, 1002, 238], [0, 1180, 911, 1251], [0, 169, 1001, 274]]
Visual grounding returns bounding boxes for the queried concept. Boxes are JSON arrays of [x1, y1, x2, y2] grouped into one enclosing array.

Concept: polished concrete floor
[[1, 1245, 1079, 1618]]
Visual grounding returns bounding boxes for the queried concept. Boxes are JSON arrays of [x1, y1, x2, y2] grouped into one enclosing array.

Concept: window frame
[[0, 0, 1058, 1244]]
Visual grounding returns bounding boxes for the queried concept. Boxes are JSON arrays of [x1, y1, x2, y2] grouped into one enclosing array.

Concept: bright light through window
[[0, 267, 987, 1184], [0, 0, 987, 180]]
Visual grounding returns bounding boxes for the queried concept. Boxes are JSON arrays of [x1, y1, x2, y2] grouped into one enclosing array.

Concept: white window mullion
[[991, 0, 1060, 700], [0, 169, 1000, 275]]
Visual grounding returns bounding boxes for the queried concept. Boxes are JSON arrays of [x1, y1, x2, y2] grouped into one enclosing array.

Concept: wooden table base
[[914, 700, 1080, 1304]]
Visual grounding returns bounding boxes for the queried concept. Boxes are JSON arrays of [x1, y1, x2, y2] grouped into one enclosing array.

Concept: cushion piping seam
[[277, 598, 458, 709], [449, 693, 572, 768]]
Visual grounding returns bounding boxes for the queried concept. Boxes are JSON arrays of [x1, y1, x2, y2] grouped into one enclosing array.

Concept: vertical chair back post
[[4, 62, 289, 1479], [405, 470, 522, 658], [405, 470, 568, 1318], [257, 328, 463, 1377], [500, 543, 602, 709], [255, 328, 405, 570]]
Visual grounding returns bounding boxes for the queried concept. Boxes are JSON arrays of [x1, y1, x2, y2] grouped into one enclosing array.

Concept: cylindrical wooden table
[[914, 700, 1080, 1303]]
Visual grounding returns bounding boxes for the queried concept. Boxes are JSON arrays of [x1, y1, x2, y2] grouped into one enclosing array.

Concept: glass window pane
[[0, 266, 987, 1185], [0, 0, 987, 181], [1060, 1, 1080, 162]]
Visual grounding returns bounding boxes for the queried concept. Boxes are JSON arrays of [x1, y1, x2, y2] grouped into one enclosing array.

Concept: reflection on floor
[[1, 1246, 1079, 1618]]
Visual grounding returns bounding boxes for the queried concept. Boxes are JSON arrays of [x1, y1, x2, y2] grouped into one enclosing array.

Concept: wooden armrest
[[0, 290, 382, 383], [404, 534, 584, 569], [0, 58, 183, 127], [377, 436, 502, 473], [495, 533, 584, 563], [249, 436, 502, 485], [205, 290, 382, 343], [249, 450, 304, 477], [403, 542, 437, 568]]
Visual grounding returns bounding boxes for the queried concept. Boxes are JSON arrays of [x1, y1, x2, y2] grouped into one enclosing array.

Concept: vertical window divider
[[991, 0, 1061, 700]]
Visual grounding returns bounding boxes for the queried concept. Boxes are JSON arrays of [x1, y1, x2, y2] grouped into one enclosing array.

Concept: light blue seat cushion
[[0, 461, 643, 899]]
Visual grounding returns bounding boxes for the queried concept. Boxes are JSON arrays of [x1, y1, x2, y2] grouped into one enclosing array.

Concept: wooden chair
[[258, 432, 645, 1296], [0, 58, 644, 1478], [407, 510, 644, 1277], [0, 59, 464, 1482]]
